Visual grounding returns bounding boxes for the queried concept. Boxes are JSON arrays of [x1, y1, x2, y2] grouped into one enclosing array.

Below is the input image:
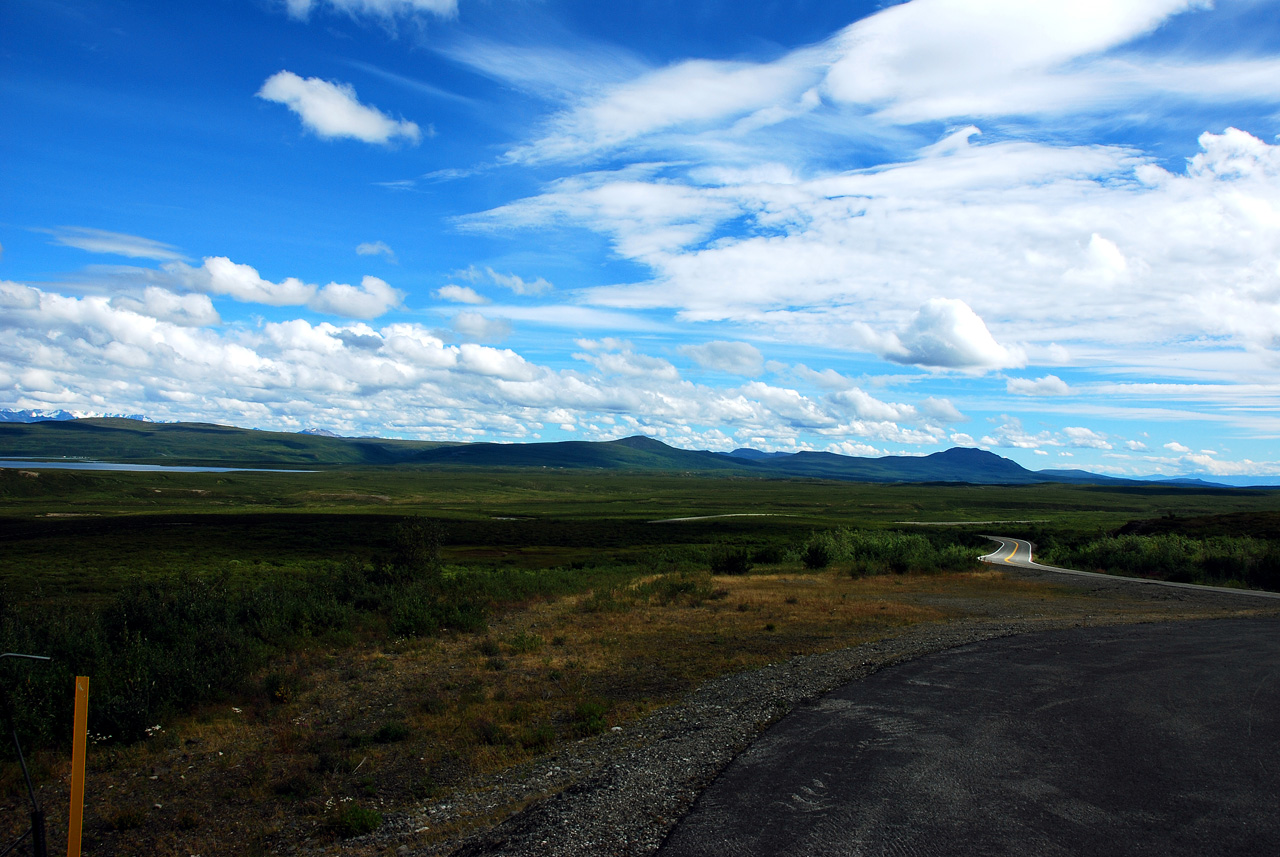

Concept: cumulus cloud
[[435, 284, 488, 304], [111, 288, 221, 327], [50, 227, 187, 261], [980, 417, 1057, 450], [1062, 426, 1112, 449], [574, 342, 680, 382], [0, 279, 1009, 451], [873, 298, 1023, 371], [168, 257, 316, 306], [310, 275, 403, 318], [1165, 441, 1192, 453], [164, 257, 402, 318], [1007, 374, 1071, 396], [827, 387, 916, 423], [257, 71, 421, 145], [680, 341, 764, 376]]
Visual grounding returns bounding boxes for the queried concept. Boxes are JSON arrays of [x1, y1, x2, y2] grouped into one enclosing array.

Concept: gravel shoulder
[[334, 569, 1280, 857]]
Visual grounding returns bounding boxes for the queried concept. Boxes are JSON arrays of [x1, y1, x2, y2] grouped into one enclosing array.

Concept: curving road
[[658, 617, 1280, 856], [980, 535, 1280, 600]]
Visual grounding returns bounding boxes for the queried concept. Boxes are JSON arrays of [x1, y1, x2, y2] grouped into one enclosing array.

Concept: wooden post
[[67, 676, 88, 857]]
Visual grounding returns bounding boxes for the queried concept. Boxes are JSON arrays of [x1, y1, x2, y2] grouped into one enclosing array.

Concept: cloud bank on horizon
[[2, 0, 1280, 478]]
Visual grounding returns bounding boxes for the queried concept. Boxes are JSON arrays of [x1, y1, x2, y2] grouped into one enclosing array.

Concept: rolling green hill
[[0, 418, 455, 467], [0, 417, 1192, 486], [738, 446, 1044, 484]]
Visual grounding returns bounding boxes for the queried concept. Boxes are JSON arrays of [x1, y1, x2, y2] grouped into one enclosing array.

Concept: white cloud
[[877, 298, 1023, 371], [511, 53, 824, 163], [50, 227, 187, 261], [483, 126, 1280, 384], [1007, 374, 1071, 396], [456, 343, 541, 381], [111, 287, 220, 327], [680, 341, 764, 376], [257, 71, 421, 145], [453, 266, 553, 296], [311, 275, 403, 319], [1125, 440, 1148, 451], [574, 343, 680, 382], [1165, 441, 1192, 453], [980, 417, 1057, 450], [356, 241, 396, 262], [164, 257, 402, 318], [1180, 453, 1280, 477], [918, 397, 965, 423], [452, 311, 511, 343], [790, 364, 854, 390], [169, 257, 316, 306], [822, 0, 1208, 122], [827, 387, 916, 423], [435, 284, 488, 304], [284, 0, 457, 22], [1062, 426, 1113, 450]]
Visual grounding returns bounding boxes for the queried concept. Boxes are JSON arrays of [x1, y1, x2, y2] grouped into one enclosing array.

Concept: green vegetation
[[1, 464, 1277, 771], [1034, 520, 1280, 591], [2, 461, 1277, 855], [800, 528, 983, 575]]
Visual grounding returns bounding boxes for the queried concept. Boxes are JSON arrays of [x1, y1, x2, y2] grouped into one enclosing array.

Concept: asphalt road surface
[[658, 618, 1280, 856]]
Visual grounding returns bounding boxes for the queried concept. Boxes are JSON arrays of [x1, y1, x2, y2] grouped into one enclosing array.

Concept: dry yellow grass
[[8, 565, 1257, 856]]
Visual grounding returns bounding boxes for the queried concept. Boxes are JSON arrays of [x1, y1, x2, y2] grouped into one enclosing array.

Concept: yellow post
[[67, 676, 89, 857]]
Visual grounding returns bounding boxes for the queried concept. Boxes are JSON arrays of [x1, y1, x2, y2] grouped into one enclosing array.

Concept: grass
[[2, 466, 1279, 853]]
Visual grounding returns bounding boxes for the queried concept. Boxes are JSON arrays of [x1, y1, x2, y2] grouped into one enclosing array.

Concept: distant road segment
[[981, 535, 1280, 601]]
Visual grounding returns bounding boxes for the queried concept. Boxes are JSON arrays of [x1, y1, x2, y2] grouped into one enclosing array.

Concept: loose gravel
[[334, 568, 1279, 857]]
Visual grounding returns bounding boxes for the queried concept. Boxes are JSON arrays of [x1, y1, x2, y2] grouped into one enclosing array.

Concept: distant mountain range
[[0, 408, 151, 423], [0, 415, 1267, 489]]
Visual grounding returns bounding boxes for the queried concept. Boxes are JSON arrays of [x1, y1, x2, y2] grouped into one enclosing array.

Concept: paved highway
[[659, 618, 1280, 856], [981, 535, 1280, 600]]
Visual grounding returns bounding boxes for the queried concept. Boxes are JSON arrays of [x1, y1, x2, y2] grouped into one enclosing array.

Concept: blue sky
[[3, 0, 1280, 478]]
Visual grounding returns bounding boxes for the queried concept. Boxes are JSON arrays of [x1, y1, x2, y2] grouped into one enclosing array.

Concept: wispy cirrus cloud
[[48, 227, 187, 262], [356, 241, 397, 262], [284, 0, 457, 23]]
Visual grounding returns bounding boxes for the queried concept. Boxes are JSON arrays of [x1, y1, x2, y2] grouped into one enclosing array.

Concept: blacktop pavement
[[659, 617, 1280, 857]]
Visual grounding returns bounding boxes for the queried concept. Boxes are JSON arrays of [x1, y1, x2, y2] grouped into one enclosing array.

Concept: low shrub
[[373, 721, 410, 744], [709, 547, 753, 576], [572, 700, 608, 736], [332, 803, 383, 837]]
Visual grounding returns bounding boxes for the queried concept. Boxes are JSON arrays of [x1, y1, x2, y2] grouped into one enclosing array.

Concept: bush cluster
[[798, 528, 980, 576], [0, 518, 470, 747], [1039, 533, 1280, 590]]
